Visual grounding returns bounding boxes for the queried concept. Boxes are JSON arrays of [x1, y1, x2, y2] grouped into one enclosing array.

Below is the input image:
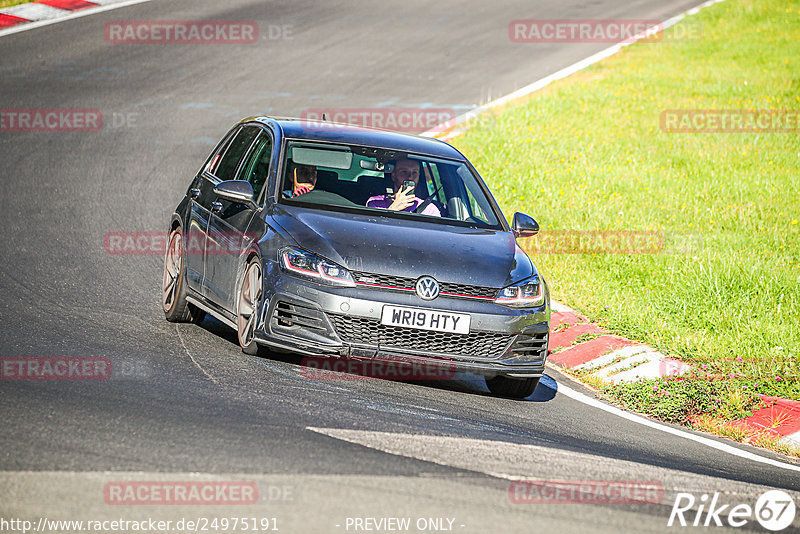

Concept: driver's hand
[[293, 185, 312, 197], [388, 187, 415, 211]]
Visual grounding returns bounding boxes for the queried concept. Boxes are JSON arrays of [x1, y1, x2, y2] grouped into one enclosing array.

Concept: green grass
[[0, 0, 34, 9], [599, 374, 800, 458], [600, 375, 761, 424], [452, 0, 800, 408]]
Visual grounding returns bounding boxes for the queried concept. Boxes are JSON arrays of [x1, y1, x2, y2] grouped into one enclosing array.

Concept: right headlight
[[494, 277, 544, 308], [279, 247, 355, 287]]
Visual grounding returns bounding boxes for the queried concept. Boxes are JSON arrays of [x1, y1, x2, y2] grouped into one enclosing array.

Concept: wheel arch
[[235, 244, 263, 315], [169, 214, 182, 234]]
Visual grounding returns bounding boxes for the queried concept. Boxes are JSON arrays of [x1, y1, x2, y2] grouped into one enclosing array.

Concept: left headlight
[[279, 247, 355, 287], [494, 277, 544, 308]]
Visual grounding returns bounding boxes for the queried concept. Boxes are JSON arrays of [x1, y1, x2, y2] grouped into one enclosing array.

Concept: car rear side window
[[214, 126, 259, 181]]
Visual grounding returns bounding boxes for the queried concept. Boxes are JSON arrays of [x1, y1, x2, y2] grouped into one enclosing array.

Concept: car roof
[[242, 116, 467, 161]]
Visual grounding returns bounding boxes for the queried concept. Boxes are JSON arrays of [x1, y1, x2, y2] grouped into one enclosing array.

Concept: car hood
[[271, 205, 536, 288]]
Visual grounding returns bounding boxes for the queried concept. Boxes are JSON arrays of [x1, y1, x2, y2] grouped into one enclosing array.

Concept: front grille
[[439, 282, 497, 299], [329, 314, 513, 359], [353, 272, 412, 290], [352, 271, 498, 300]]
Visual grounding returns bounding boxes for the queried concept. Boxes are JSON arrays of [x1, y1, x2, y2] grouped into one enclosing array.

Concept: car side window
[[457, 166, 493, 224], [190, 129, 237, 210], [202, 127, 237, 177], [213, 126, 259, 181], [423, 162, 446, 204], [237, 131, 272, 203]]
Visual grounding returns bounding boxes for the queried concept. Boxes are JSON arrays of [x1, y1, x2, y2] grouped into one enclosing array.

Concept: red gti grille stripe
[[355, 282, 492, 300], [440, 292, 494, 300], [355, 282, 413, 291]]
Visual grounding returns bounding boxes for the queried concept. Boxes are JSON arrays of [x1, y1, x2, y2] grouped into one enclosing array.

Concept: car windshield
[[278, 140, 502, 229]]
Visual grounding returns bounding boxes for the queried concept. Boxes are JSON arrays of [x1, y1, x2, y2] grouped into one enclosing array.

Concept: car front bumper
[[253, 266, 550, 378]]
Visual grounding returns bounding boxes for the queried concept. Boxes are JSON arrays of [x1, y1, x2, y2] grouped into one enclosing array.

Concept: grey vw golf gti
[[163, 116, 550, 398]]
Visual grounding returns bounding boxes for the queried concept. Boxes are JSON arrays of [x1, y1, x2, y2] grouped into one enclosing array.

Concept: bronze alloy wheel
[[162, 228, 205, 323], [237, 260, 262, 354]]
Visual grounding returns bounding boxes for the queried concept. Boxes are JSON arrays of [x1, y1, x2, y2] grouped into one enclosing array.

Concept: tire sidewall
[[163, 229, 188, 319], [238, 258, 262, 355]]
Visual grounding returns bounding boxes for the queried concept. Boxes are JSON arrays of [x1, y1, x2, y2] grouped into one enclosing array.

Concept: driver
[[285, 163, 317, 197], [365, 158, 441, 216]]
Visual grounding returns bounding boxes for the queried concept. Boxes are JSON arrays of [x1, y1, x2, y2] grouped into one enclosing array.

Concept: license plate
[[380, 305, 470, 334]]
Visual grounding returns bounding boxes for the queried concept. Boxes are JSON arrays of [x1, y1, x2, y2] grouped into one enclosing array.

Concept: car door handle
[[190, 188, 201, 200], [210, 201, 223, 213]]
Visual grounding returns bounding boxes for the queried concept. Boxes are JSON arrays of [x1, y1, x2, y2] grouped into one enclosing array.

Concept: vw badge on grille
[[415, 276, 440, 300]]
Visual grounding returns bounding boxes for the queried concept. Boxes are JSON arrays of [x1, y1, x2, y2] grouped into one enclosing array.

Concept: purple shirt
[[366, 195, 441, 217]]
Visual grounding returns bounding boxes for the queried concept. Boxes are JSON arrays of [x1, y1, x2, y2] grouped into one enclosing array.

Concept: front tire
[[485, 376, 540, 399], [237, 259, 263, 355], [162, 228, 205, 323]]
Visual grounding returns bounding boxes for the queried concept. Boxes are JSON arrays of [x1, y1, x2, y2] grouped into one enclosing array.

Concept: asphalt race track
[[1, 1, 798, 532]]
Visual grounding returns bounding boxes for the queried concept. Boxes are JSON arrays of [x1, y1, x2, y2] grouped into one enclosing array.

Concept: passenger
[[365, 158, 441, 216], [291, 164, 317, 197]]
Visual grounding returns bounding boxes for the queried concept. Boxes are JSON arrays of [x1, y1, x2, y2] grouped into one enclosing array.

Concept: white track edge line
[[0, 0, 153, 38], [555, 381, 800, 472], [8, 0, 793, 474], [424, 0, 795, 472], [421, 0, 728, 139]]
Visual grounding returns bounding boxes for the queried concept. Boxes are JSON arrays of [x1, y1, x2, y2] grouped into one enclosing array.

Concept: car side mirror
[[213, 180, 257, 209], [512, 212, 539, 237]]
